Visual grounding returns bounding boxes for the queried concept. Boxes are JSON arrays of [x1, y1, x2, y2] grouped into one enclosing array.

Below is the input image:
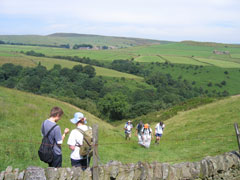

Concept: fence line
[[0, 134, 235, 147], [2, 148, 235, 173]]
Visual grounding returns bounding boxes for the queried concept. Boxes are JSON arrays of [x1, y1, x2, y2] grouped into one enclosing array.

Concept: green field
[[1, 40, 240, 63], [0, 51, 142, 80], [195, 57, 240, 68], [1, 40, 240, 96], [135, 55, 165, 63], [0, 87, 239, 171]]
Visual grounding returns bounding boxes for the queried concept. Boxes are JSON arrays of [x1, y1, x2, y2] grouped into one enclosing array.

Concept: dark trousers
[[48, 152, 62, 168], [71, 157, 91, 170]]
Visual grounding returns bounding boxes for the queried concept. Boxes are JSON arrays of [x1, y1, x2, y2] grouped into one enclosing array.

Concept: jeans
[[71, 157, 91, 170], [48, 151, 62, 168]]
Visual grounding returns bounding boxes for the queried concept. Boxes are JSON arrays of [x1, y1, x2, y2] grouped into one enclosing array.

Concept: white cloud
[[0, 0, 240, 43]]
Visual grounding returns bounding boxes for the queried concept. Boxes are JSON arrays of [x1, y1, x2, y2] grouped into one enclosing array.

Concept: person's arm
[[62, 128, 69, 141], [69, 145, 75, 151]]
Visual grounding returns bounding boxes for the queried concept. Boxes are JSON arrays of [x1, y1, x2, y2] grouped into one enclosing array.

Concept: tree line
[[0, 40, 70, 49], [0, 62, 218, 121]]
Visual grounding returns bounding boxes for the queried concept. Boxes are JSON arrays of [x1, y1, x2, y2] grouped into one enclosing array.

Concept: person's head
[[144, 123, 149, 129], [160, 121, 163, 126], [128, 120, 131, 124], [70, 112, 86, 125], [49, 107, 64, 121]]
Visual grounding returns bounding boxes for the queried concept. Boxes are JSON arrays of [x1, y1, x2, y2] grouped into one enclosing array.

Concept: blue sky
[[0, 0, 240, 44]]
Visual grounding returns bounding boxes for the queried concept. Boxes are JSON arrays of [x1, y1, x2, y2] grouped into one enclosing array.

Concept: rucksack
[[38, 124, 58, 163], [76, 126, 93, 157], [137, 123, 143, 133], [143, 128, 151, 135]]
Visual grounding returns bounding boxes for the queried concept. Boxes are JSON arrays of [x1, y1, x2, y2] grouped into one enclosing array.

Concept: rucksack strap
[[43, 123, 58, 137], [76, 128, 91, 147]]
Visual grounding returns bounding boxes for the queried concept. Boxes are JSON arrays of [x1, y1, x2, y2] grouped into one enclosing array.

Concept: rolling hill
[[0, 87, 239, 171], [1, 35, 240, 171], [0, 33, 171, 48]]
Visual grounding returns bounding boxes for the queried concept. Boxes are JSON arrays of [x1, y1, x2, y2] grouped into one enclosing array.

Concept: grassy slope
[[145, 63, 240, 95], [0, 87, 114, 170], [1, 87, 240, 171], [115, 95, 240, 164], [0, 33, 168, 48]]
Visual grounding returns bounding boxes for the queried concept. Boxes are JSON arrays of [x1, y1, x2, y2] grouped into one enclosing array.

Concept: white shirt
[[124, 123, 133, 133], [67, 125, 91, 160], [141, 128, 152, 136], [155, 123, 165, 134]]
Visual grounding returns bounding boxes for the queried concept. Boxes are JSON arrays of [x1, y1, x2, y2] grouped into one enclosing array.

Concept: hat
[[128, 120, 131, 123], [70, 112, 85, 124], [144, 123, 149, 128]]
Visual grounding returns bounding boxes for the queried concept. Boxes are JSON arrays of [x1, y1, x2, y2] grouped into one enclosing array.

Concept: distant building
[[213, 50, 230, 55]]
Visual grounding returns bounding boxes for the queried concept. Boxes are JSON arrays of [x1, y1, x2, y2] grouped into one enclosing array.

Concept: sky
[[0, 0, 240, 44]]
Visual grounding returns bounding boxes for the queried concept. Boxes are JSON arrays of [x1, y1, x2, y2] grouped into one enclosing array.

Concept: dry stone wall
[[1, 151, 240, 180]]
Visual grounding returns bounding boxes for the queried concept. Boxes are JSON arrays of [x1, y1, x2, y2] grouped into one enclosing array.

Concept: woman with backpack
[[141, 123, 153, 148], [67, 112, 92, 170]]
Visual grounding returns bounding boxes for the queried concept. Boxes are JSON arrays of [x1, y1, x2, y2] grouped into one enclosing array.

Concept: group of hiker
[[39, 106, 165, 169], [38, 106, 92, 169], [124, 120, 165, 148]]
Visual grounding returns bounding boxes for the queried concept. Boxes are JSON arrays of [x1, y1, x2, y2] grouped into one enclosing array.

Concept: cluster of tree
[[73, 44, 93, 49], [24, 50, 45, 57], [0, 63, 212, 121], [0, 40, 70, 49], [110, 59, 141, 75]]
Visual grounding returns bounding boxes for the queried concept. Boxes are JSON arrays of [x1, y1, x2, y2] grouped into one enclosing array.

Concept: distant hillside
[[181, 40, 240, 48], [0, 33, 172, 48]]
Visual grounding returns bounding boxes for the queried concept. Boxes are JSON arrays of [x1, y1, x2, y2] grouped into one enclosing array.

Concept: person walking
[[141, 123, 153, 148], [135, 121, 143, 144], [124, 120, 133, 140], [67, 112, 92, 170], [155, 121, 165, 144], [40, 106, 69, 167]]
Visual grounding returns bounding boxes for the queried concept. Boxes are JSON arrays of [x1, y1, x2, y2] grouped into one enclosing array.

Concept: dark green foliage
[[110, 60, 140, 74], [82, 65, 96, 78], [0, 61, 219, 121], [207, 82, 212, 87], [26, 50, 45, 57], [73, 44, 93, 49], [129, 101, 154, 117], [98, 93, 129, 120], [4, 42, 70, 48], [1, 63, 22, 80], [221, 80, 226, 86]]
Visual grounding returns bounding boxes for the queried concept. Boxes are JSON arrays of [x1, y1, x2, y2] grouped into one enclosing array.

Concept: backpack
[[143, 128, 151, 135], [76, 126, 93, 157], [137, 123, 143, 133], [38, 124, 58, 163]]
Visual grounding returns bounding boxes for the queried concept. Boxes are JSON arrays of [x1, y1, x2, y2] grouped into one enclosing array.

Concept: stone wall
[[1, 151, 240, 180]]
